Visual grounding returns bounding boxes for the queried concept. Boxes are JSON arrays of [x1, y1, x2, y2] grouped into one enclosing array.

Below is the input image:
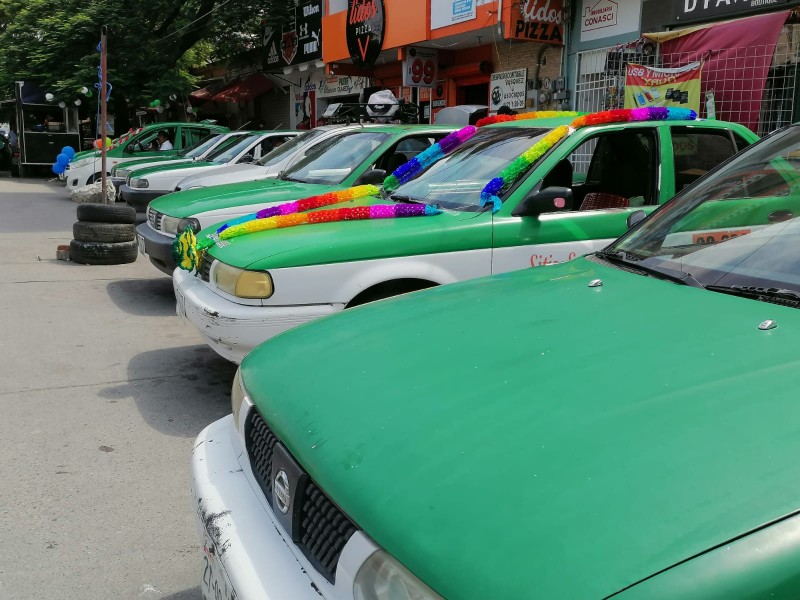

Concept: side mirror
[[238, 154, 256, 164], [626, 209, 647, 229], [355, 168, 387, 185], [512, 187, 573, 217]]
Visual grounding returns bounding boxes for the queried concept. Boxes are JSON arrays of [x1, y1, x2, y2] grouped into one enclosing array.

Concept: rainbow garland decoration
[[475, 110, 582, 128], [479, 106, 698, 213], [174, 125, 480, 270]]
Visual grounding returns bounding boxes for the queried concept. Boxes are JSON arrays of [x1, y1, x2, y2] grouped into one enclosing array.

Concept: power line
[[156, 0, 234, 43]]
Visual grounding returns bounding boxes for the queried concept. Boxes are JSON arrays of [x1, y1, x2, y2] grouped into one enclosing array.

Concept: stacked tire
[[70, 204, 138, 265]]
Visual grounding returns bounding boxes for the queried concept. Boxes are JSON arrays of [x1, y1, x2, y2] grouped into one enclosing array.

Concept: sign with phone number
[[692, 229, 751, 244]]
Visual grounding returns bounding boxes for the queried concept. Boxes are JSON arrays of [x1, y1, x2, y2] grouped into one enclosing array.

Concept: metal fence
[[574, 24, 800, 137]]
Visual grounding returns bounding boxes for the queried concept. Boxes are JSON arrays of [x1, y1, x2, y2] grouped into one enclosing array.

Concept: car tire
[[69, 239, 138, 265], [73, 221, 136, 243], [76, 203, 136, 224]]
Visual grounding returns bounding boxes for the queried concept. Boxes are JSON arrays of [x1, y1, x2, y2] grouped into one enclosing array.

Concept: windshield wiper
[[388, 194, 423, 204], [280, 174, 306, 183], [594, 250, 705, 288], [705, 285, 800, 306]]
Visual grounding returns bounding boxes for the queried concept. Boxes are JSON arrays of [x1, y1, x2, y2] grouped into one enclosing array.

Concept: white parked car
[[121, 130, 297, 214], [174, 125, 351, 191], [109, 131, 245, 190]]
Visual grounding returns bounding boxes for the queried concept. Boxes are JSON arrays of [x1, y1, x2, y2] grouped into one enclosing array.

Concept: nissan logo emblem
[[274, 469, 291, 514]]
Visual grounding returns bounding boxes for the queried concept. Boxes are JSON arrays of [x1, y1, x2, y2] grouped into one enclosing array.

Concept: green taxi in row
[[175, 111, 757, 362], [191, 124, 800, 598]]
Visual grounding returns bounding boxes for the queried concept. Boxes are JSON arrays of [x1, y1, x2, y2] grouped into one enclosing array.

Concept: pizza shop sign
[[512, 0, 564, 45], [346, 0, 386, 67]]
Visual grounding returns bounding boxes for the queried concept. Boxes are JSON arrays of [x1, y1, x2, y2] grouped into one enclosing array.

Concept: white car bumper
[[192, 416, 332, 599], [173, 268, 343, 363]]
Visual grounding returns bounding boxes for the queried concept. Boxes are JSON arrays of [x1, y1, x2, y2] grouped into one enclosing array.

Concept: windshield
[[179, 133, 224, 158], [207, 133, 261, 164], [257, 129, 324, 166], [607, 125, 800, 296], [389, 127, 552, 211], [281, 130, 390, 185]]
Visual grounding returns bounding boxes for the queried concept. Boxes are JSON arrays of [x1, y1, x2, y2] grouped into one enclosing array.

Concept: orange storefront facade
[[312, 0, 567, 123]]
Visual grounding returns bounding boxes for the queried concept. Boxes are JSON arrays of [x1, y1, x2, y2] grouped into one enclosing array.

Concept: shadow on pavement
[[99, 344, 236, 438], [161, 587, 201, 600], [106, 277, 176, 317]]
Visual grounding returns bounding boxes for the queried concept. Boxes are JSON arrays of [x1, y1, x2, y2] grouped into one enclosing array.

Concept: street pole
[[100, 25, 108, 204]]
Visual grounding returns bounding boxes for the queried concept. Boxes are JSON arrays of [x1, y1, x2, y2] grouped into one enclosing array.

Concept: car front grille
[[197, 253, 214, 282], [245, 409, 357, 583], [147, 207, 163, 231]]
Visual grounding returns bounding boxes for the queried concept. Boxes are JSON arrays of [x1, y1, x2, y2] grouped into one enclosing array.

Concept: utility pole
[[100, 25, 108, 203]]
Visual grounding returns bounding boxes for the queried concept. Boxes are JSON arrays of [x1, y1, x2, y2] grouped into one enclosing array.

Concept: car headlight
[[231, 368, 246, 431], [131, 178, 149, 189], [115, 168, 129, 178], [213, 262, 274, 299], [354, 550, 443, 600], [160, 215, 181, 234]]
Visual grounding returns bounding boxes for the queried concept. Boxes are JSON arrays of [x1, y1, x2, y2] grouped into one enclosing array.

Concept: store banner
[[489, 68, 528, 111], [431, 0, 477, 30], [264, 0, 322, 68], [674, 0, 798, 24], [402, 47, 438, 87], [624, 62, 702, 112], [580, 0, 641, 43], [317, 75, 371, 98]]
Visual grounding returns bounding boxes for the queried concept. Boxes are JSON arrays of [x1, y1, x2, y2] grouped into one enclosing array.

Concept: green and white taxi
[[175, 111, 757, 362], [192, 123, 800, 599]]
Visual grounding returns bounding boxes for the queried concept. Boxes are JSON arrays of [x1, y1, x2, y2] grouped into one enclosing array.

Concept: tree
[[0, 0, 293, 131]]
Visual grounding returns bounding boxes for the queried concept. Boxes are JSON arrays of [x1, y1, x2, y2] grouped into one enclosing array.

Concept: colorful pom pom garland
[[478, 106, 698, 213], [383, 125, 477, 192], [475, 110, 582, 128]]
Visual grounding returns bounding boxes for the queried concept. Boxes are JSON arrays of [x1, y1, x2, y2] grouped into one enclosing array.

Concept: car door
[[491, 126, 661, 274]]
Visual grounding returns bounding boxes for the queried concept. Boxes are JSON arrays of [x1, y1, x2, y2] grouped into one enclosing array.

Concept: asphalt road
[[0, 178, 235, 599]]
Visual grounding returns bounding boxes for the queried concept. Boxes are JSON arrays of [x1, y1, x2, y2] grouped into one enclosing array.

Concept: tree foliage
[[0, 0, 291, 118]]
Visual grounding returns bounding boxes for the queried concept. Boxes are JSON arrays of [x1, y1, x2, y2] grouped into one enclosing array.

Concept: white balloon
[[74, 99, 82, 106], [186, 106, 194, 113], [156, 106, 164, 113], [45, 93, 54, 101], [58, 101, 66, 108]]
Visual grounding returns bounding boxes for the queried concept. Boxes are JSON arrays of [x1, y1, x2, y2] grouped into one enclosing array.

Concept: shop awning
[[212, 73, 273, 103], [189, 83, 223, 103]]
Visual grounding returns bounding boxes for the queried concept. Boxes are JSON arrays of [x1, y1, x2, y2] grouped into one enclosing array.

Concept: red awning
[[212, 73, 274, 103], [189, 83, 221, 103]]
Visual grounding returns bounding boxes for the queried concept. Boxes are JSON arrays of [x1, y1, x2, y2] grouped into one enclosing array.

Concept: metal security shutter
[[257, 89, 291, 130]]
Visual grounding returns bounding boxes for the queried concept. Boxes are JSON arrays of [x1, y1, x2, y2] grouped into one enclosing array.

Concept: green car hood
[[208, 199, 490, 269], [130, 159, 215, 177], [241, 258, 800, 599], [148, 179, 313, 219]]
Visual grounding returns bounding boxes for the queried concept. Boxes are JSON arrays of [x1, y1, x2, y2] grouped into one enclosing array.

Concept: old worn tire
[[73, 221, 136, 243], [76, 203, 136, 224], [69, 239, 138, 265]]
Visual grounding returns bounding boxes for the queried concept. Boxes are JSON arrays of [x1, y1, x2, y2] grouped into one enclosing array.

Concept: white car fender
[[264, 248, 492, 306]]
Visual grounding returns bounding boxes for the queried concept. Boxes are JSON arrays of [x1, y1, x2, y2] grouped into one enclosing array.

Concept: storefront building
[[313, 0, 567, 124], [570, 0, 800, 134]]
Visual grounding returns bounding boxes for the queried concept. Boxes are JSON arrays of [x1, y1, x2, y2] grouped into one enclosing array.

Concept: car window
[[281, 131, 391, 185], [209, 134, 262, 164], [609, 125, 800, 293], [671, 128, 740, 192], [182, 127, 208, 148], [128, 127, 177, 152], [205, 134, 251, 162], [732, 131, 754, 152], [560, 129, 658, 209], [179, 133, 223, 158], [388, 127, 552, 210], [257, 129, 328, 166], [378, 135, 442, 172], [258, 135, 292, 157]]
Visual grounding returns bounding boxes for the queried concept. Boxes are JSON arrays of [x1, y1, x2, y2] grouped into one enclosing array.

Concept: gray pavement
[[0, 178, 235, 599]]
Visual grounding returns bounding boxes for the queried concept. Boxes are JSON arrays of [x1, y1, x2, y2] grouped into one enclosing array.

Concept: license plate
[[137, 233, 146, 255], [175, 287, 186, 318], [201, 536, 237, 600]]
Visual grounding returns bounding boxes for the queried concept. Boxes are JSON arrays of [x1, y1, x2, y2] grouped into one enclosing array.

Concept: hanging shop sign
[[317, 75, 371, 98], [580, 0, 641, 43], [489, 68, 528, 112], [511, 0, 564, 44], [431, 0, 477, 29], [624, 62, 702, 112], [264, 0, 323, 68], [674, 0, 798, 24], [346, 0, 386, 67], [402, 47, 438, 87]]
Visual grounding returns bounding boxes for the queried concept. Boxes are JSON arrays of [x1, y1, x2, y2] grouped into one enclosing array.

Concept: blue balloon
[[61, 146, 75, 159], [52, 163, 66, 174], [56, 153, 69, 166]]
